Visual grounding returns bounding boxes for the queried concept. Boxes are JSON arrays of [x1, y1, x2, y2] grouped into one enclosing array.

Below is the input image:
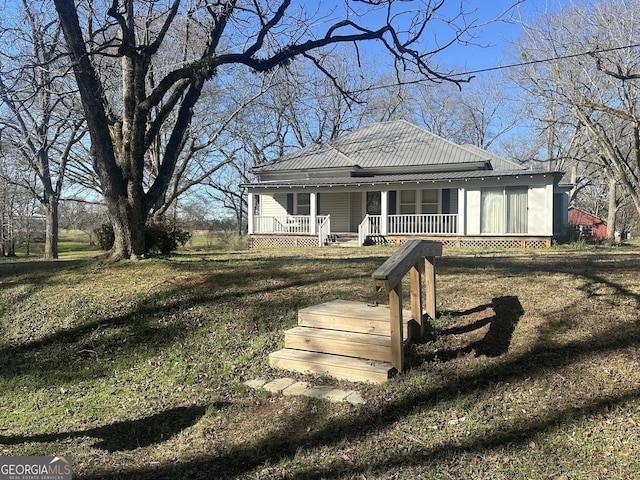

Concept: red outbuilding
[[568, 207, 608, 241]]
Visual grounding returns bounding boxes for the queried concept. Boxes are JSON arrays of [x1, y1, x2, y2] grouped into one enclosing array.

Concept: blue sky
[[429, 0, 562, 76], [317, 0, 565, 82]]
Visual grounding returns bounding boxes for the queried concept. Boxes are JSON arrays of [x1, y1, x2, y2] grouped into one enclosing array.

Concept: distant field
[[0, 243, 639, 479], [8, 229, 246, 260]]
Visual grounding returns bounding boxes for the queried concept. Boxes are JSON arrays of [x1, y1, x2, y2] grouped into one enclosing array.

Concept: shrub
[[94, 222, 192, 256], [144, 222, 191, 255]]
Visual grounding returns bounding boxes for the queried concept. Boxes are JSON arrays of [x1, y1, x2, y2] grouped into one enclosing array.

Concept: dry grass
[[0, 243, 639, 479]]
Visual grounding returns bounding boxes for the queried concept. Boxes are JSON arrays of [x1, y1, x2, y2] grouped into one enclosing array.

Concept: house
[[568, 207, 608, 241], [244, 120, 569, 248]]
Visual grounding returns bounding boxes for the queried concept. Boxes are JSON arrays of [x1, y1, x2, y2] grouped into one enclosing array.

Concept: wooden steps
[[298, 299, 412, 336], [269, 349, 393, 384], [269, 300, 414, 383], [269, 240, 442, 384], [284, 326, 393, 362]]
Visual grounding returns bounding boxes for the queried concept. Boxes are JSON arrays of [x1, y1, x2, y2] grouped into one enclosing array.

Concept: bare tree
[[408, 72, 521, 149], [147, 73, 272, 221], [0, 149, 41, 256], [50, 0, 515, 259], [206, 50, 416, 230], [514, 0, 640, 241], [0, 0, 85, 259]]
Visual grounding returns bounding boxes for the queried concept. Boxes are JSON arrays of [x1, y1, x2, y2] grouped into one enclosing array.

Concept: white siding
[[465, 189, 482, 235], [319, 192, 350, 232], [449, 189, 459, 214], [350, 192, 363, 232], [260, 193, 288, 216]]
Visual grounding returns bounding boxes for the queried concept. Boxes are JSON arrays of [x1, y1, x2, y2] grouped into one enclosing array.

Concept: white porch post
[[381, 190, 389, 235], [457, 188, 465, 235], [247, 192, 255, 234], [309, 192, 317, 235]]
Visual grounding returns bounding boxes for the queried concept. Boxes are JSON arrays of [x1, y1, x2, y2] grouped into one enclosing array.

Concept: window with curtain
[[296, 193, 310, 215], [421, 189, 439, 214], [481, 188, 504, 234], [506, 187, 528, 233], [481, 187, 529, 234], [400, 190, 416, 214]]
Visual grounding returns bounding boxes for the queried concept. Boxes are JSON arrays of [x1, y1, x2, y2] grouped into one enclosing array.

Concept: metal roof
[[462, 144, 527, 171], [244, 169, 564, 189], [252, 120, 523, 174]]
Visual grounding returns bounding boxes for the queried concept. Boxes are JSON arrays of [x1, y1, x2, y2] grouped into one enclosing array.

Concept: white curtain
[[481, 188, 504, 234], [506, 188, 528, 233]]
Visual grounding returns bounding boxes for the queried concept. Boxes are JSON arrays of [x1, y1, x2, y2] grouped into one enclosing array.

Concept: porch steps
[[325, 233, 359, 247], [269, 300, 414, 384]]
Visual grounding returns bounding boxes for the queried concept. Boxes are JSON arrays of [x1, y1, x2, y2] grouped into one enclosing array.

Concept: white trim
[[381, 191, 389, 235], [248, 192, 255, 234], [457, 188, 466, 235], [310, 192, 317, 235]]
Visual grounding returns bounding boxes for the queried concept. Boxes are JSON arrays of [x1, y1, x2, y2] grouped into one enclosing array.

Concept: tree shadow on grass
[[284, 387, 640, 480], [4, 252, 640, 478], [73, 313, 640, 479], [429, 296, 525, 361], [0, 403, 225, 452], [0, 255, 381, 386]]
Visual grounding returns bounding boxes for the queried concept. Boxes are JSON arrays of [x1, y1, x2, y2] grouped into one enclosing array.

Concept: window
[[400, 190, 416, 214], [297, 193, 310, 215], [366, 191, 381, 215], [421, 189, 439, 214], [481, 188, 504, 233], [481, 187, 528, 234], [506, 187, 528, 233]]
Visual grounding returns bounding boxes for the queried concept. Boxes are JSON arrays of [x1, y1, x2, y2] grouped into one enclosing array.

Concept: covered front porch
[[247, 188, 461, 247], [249, 213, 459, 244]]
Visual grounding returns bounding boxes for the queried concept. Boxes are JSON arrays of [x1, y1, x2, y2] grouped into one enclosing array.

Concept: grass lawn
[[0, 242, 639, 479]]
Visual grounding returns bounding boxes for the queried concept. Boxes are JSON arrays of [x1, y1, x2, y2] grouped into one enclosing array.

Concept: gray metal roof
[[244, 169, 564, 189], [252, 120, 518, 174], [462, 144, 527, 171]]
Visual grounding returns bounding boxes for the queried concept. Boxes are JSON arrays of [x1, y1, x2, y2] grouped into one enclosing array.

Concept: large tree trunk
[[109, 215, 145, 260], [54, 0, 144, 260], [103, 189, 147, 260], [44, 199, 59, 260]]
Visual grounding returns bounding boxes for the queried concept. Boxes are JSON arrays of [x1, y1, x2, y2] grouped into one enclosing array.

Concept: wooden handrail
[[371, 240, 442, 373], [372, 239, 443, 292]]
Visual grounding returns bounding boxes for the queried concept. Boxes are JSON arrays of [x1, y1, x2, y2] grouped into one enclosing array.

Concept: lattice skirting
[[250, 235, 319, 248], [251, 235, 552, 249], [384, 236, 552, 249]]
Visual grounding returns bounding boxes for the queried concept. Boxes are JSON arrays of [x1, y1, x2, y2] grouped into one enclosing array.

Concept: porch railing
[[253, 215, 331, 245], [358, 214, 380, 246], [318, 215, 331, 246], [388, 214, 458, 235], [359, 214, 458, 245]]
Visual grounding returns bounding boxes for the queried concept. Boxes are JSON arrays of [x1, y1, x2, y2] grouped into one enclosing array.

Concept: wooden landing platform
[[269, 300, 414, 384], [298, 299, 413, 337]]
